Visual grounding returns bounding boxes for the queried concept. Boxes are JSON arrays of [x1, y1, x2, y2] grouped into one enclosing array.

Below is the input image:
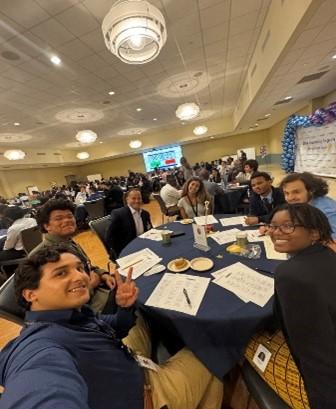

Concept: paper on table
[[117, 248, 162, 279], [210, 228, 240, 245], [194, 215, 219, 225], [212, 262, 274, 307], [139, 228, 173, 241], [263, 236, 287, 260], [220, 216, 247, 227], [145, 273, 210, 316], [244, 230, 267, 242]]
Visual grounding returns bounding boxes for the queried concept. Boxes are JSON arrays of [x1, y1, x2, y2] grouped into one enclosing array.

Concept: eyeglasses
[[265, 223, 303, 234]]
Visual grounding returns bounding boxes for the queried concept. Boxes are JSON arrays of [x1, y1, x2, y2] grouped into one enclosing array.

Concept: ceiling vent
[[274, 97, 293, 105], [53, 152, 62, 156], [256, 117, 268, 121], [297, 70, 329, 84], [36, 152, 46, 156]]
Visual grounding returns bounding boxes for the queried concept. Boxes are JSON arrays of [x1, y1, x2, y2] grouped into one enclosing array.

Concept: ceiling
[[0, 0, 335, 167]]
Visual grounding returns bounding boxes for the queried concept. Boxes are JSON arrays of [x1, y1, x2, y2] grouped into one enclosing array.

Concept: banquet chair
[[84, 199, 105, 221], [89, 216, 116, 261], [153, 194, 179, 224], [21, 225, 43, 254], [241, 362, 290, 409], [0, 274, 25, 325]]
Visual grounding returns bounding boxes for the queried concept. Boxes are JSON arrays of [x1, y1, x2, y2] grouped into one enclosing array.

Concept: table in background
[[121, 216, 281, 379], [215, 186, 248, 213]]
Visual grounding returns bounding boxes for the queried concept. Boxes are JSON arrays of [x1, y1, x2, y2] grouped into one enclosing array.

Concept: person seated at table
[[235, 159, 259, 185], [74, 185, 87, 205], [178, 177, 213, 219], [0, 245, 223, 409], [106, 189, 152, 258], [199, 169, 224, 197], [30, 199, 115, 313], [160, 174, 182, 211], [280, 171, 336, 240], [266, 203, 336, 409], [86, 186, 104, 202], [104, 180, 124, 213], [244, 172, 285, 225], [0, 206, 37, 261], [0, 204, 11, 230]]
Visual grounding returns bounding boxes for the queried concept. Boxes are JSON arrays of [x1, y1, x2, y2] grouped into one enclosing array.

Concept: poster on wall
[[295, 122, 336, 178]]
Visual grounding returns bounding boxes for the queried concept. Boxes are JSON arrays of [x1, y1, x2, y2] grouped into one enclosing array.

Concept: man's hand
[[114, 267, 139, 308], [89, 271, 101, 289], [101, 273, 116, 289], [244, 216, 259, 225]]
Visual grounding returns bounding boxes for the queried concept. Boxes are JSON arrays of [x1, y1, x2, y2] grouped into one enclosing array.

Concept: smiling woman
[[268, 203, 336, 408]]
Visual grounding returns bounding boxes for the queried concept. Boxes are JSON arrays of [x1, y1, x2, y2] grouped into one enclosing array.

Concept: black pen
[[183, 288, 192, 308], [255, 267, 273, 274]]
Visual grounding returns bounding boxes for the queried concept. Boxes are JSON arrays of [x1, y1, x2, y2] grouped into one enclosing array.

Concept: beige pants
[[123, 316, 223, 409]]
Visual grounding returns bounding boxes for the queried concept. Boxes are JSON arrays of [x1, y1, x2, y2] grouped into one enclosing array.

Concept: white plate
[[144, 264, 166, 276], [190, 257, 214, 272], [167, 259, 191, 273], [180, 219, 193, 224]]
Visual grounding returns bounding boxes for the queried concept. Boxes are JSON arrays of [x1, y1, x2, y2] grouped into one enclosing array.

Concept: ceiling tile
[[229, 11, 259, 37], [30, 18, 76, 47], [1, 0, 50, 29], [57, 39, 94, 61], [35, 0, 82, 16], [0, 12, 26, 44], [200, 1, 230, 29], [55, 4, 99, 37], [82, 0, 114, 21], [80, 29, 106, 52]]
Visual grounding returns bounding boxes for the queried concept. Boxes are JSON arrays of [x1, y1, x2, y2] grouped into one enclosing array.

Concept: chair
[[89, 216, 116, 261], [84, 199, 105, 221], [0, 274, 25, 325], [241, 362, 290, 409], [21, 225, 43, 254], [153, 195, 180, 224]]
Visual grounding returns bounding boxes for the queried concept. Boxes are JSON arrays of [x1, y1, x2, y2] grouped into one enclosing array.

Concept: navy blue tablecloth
[[121, 215, 282, 379]]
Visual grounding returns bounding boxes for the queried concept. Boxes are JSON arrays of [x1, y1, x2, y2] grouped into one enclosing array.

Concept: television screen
[[143, 145, 183, 172]]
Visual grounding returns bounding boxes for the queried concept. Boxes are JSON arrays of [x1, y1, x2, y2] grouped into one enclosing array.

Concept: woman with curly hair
[[177, 177, 212, 219]]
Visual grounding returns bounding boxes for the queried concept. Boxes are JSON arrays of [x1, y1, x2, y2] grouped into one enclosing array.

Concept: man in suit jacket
[[245, 172, 285, 225], [106, 189, 152, 257]]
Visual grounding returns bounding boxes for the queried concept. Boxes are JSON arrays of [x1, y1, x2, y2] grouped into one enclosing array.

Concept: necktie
[[262, 198, 271, 212]]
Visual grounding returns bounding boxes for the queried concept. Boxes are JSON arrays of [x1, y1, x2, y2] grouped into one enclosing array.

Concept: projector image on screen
[[143, 145, 183, 172]]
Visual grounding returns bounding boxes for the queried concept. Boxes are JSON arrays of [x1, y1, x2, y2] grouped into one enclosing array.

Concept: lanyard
[[187, 195, 198, 216]]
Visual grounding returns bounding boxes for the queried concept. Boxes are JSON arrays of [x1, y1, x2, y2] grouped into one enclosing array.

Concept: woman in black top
[[267, 203, 336, 409]]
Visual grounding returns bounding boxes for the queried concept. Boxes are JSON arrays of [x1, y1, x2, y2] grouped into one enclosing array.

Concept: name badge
[[252, 344, 272, 372]]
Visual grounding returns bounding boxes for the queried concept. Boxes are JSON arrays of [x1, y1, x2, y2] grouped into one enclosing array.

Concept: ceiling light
[[254, 123, 259, 127], [75, 130, 97, 144], [50, 55, 61, 65], [210, 136, 214, 139], [102, 0, 167, 65], [4, 149, 26, 160], [76, 152, 90, 160], [108, 91, 115, 95], [129, 139, 142, 148], [193, 125, 208, 136], [332, 54, 336, 60], [264, 113, 271, 118], [284, 96, 292, 101], [13, 122, 20, 126], [99, 141, 103, 144], [153, 118, 157, 121], [136, 107, 142, 112], [176, 102, 200, 121]]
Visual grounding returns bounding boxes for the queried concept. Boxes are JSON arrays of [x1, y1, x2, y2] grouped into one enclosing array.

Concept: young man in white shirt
[[160, 174, 182, 209]]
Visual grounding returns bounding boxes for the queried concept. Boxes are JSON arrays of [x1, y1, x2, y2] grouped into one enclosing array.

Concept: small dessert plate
[[180, 219, 193, 224], [167, 259, 191, 272], [190, 257, 214, 272]]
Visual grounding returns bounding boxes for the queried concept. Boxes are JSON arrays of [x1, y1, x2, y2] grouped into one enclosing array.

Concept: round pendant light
[[4, 149, 26, 160], [102, 0, 167, 64], [193, 125, 208, 136], [76, 152, 90, 160], [75, 130, 97, 144], [176, 102, 200, 121]]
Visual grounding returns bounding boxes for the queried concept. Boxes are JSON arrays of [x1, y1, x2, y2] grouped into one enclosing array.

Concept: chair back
[[153, 194, 168, 216], [84, 199, 105, 220], [20, 225, 43, 254], [0, 274, 25, 325], [89, 215, 113, 256]]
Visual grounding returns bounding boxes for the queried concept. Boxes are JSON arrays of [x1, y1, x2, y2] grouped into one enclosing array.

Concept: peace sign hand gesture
[[114, 267, 139, 308]]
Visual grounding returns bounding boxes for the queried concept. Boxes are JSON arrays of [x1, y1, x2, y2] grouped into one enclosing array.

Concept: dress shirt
[[311, 196, 336, 240], [160, 183, 182, 207], [75, 191, 87, 205], [128, 205, 144, 236], [3, 217, 37, 251], [0, 306, 143, 409]]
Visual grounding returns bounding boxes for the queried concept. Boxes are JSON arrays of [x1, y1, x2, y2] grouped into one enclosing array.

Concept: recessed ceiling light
[[249, 127, 254, 131], [284, 96, 292, 101], [50, 55, 61, 65], [332, 54, 336, 60], [76, 152, 89, 160], [254, 123, 259, 127], [193, 125, 208, 135], [153, 118, 157, 121], [13, 122, 20, 126], [108, 91, 115, 95], [99, 141, 103, 144], [181, 122, 186, 125], [136, 107, 142, 112], [264, 113, 271, 118], [129, 140, 142, 149], [210, 136, 214, 139]]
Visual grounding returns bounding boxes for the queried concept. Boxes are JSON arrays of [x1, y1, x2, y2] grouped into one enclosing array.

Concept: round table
[[120, 215, 281, 379]]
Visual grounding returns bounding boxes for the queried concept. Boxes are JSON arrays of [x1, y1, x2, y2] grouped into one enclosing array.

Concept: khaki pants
[[123, 316, 223, 409]]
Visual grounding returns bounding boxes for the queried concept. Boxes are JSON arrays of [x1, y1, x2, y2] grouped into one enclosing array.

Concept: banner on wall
[[295, 121, 336, 178]]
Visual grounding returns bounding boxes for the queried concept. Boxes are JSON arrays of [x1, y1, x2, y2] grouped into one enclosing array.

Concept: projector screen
[[143, 145, 183, 172]]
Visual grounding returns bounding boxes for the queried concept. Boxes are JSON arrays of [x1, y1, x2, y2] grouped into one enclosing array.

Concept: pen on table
[[183, 288, 192, 308], [255, 267, 273, 274]]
